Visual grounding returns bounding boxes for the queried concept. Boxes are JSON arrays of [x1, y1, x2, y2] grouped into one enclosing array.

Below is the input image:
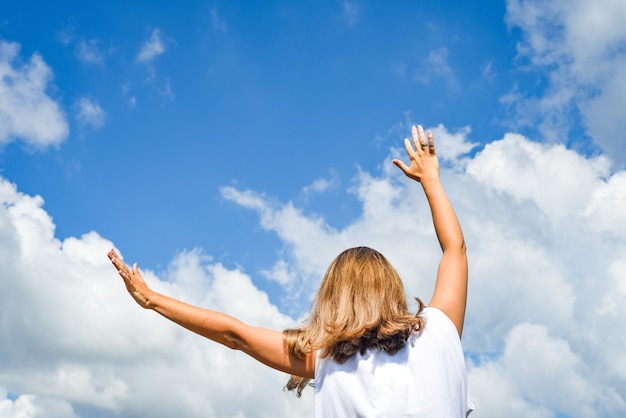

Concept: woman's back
[[314, 308, 473, 417]]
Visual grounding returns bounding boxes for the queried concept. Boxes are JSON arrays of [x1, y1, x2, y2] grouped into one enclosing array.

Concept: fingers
[[132, 263, 146, 284], [416, 125, 428, 152], [403, 137, 415, 156], [411, 125, 427, 152], [413, 125, 435, 154], [392, 158, 410, 175], [108, 248, 132, 280], [411, 125, 420, 151], [107, 248, 117, 261], [427, 130, 435, 154]]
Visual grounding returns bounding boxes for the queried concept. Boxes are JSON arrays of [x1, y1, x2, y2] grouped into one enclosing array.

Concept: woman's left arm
[[108, 249, 315, 378]]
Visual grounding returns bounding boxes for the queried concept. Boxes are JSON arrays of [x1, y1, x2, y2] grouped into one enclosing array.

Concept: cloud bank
[[2, 123, 625, 416], [2, 1, 626, 416], [0, 177, 312, 417]]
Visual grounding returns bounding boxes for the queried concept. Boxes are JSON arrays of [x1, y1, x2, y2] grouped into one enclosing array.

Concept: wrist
[[147, 290, 162, 310], [420, 175, 441, 189]]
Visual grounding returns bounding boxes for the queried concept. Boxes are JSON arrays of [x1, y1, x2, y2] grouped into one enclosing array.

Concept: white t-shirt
[[314, 307, 474, 417]]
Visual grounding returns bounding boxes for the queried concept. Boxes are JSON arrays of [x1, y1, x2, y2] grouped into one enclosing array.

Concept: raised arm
[[393, 125, 468, 337], [107, 249, 314, 377]]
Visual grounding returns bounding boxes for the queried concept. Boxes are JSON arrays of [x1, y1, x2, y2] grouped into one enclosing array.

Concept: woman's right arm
[[393, 126, 468, 338], [108, 249, 315, 378]]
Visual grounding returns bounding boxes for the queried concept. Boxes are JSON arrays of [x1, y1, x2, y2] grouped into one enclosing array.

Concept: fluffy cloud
[[0, 178, 312, 417], [505, 0, 626, 161], [0, 41, 68, 148], [1, 122, 626, 416], [221, 125, 626, 417]]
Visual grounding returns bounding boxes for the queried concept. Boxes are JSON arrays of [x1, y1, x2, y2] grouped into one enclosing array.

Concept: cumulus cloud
[[0, 389, 80, 418], [429, 124, 478, 163], [0, 40, 68, 149], [2, 121, 626, 416], [74, 97, 106, 129], [505, 0, 626, 161], [468, 323, 625, 417], [221, 125, 626, 417], [0, 177, 313, 417]]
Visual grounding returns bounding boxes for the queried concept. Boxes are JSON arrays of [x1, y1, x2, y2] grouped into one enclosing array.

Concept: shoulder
[[418, 307, 462, 343], [422, 306, 454, 326]]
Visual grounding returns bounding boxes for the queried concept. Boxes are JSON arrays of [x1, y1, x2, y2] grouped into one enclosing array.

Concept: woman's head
[[284, 247, 425, 396], [314, 247, 410, 336]]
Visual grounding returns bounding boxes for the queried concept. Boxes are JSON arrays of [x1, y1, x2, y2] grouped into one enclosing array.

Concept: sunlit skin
[[108, 124, 467, 379]]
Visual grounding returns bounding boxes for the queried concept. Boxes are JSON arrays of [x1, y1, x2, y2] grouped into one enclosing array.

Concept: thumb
[[393, 159, 410, 175], [132, 263, 143, 281]]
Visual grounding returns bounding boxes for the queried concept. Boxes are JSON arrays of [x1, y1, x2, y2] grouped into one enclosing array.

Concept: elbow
[[444, 238, 466, 254], [222, 331, 244, 351]]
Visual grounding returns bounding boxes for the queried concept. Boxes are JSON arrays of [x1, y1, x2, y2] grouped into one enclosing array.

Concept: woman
[[108, 125, 473, 417]]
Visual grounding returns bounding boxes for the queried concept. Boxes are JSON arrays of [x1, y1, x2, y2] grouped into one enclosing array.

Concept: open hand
[[392, 125, 439, 183], [107, 249, 152, 309]]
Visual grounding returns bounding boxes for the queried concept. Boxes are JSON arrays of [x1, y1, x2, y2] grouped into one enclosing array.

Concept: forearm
[[421, 177, 465, 252], [149, 291, 244, 349], [421, 176, 468, 336], [147, 291, 312, 376]]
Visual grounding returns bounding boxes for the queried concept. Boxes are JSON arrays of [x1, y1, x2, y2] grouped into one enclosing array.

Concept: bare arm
[[108, 249, 315, 378], [393, 125, 468, 337]]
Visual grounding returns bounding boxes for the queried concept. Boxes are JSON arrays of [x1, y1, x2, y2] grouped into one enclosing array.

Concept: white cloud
[[0, 40, 68, 148], [505, 0, 626, 161], [222, 125, 626, 416], [134, 30, 174, 100], [262, 259, 296, 286], [74, 97, 105, 129], [468, 323, 625, 417], [75, 39, 104, 66], [466, 132, 610, 220], [429, 124, 478, 162], [0, 177, 312, 417], [136, 28, 165, 64], [301, 175, 338, 197], [56, 26, 112, 67], [0, 389, 80, 418]]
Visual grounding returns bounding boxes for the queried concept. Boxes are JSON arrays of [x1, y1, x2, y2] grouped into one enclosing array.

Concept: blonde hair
[[284, 247, 425, 396]]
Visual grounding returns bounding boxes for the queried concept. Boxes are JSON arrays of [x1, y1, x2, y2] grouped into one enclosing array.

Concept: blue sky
[[1, 1, 626, 417]]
